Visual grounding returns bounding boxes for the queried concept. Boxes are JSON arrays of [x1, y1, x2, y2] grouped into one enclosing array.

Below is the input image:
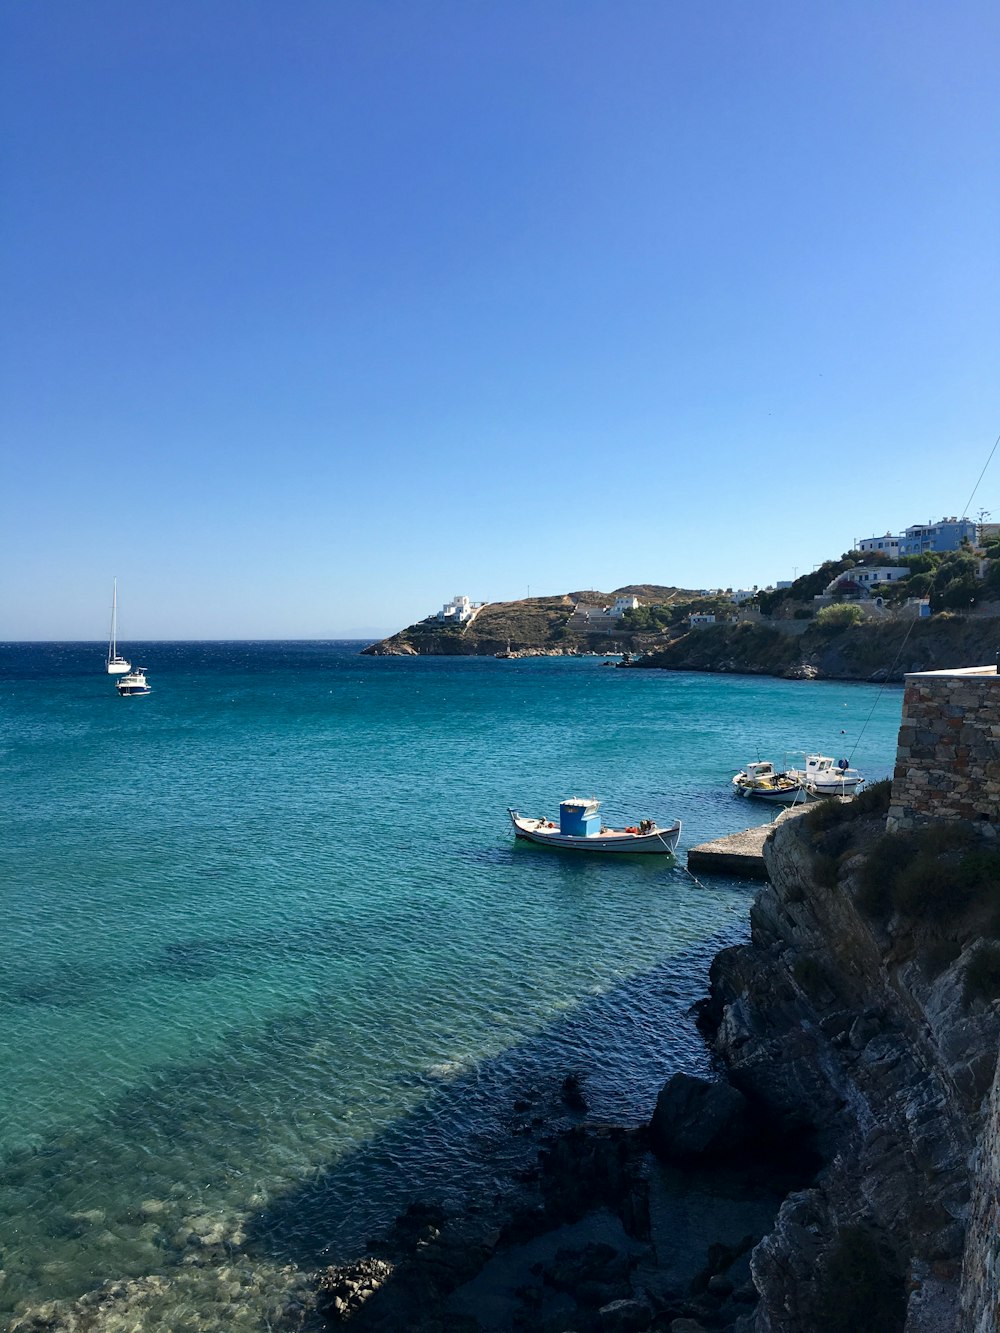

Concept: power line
[[849, 425, 999, 765], [960, 429, 1000, 520]]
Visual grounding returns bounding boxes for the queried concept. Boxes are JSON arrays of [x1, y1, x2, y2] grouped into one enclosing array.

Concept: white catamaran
[[106, 579, 132, 675]]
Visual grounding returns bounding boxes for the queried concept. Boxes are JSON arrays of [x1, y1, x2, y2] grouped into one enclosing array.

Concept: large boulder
[[650, 1073, 749, 1162]]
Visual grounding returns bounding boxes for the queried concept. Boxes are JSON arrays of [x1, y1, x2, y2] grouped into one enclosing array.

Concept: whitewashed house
[[689, 613, 717, 626], [857, 533, 902, 557], [823, 567, 909, 596], [436, 595, 485, 624]]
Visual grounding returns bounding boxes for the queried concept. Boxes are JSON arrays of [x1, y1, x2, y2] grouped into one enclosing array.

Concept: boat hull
[[509, 811, 681, 854], [803, 778, 863, 798]]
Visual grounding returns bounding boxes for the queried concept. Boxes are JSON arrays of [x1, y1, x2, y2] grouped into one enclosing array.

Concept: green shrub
[[962, 944, 1000, 1006], [805, 780, 891, 839], [812, 853, 841, 888], [957, 849, 1000, 888], [852, 779, 892, 817], [806, 797, 853, 832], [890, 855, 973, 919], [816, 602, 864, 628], [814, 824, 855, 859], [855, 833, 919, 917], [855, 825, 1000, 929], [916, 823, 978, 856]]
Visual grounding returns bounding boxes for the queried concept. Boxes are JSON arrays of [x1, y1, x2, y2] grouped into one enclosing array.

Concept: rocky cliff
[[633, 616, 1000, 682], [701, 798, 1000, 1332]]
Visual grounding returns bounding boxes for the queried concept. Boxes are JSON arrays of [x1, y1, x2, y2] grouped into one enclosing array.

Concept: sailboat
[[106, 579, 132, 674]]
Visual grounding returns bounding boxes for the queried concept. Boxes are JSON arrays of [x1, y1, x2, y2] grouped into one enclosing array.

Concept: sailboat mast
[[109, 579, 118, 662]]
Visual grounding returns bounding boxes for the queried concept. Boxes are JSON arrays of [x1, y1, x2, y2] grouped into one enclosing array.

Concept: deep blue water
[[0, 642, 902, 1327]]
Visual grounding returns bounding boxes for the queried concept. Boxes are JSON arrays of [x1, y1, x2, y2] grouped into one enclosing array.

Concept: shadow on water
[[0, 925, 751, 1321], [0, 901, 456, 1002], [241, 929, 737, 1272]]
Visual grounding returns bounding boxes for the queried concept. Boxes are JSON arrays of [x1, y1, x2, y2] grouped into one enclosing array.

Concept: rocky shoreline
[[311, 1075, 815, 1333], [628, 616, 1000, 683], [364, 603, 1000, 685], [308, 800, 1000, 1333]]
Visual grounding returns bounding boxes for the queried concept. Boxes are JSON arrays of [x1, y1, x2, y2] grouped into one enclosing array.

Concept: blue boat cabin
[[559, 799, 602, 837]]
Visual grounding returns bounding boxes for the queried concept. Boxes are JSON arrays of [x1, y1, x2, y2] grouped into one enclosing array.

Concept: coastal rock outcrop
[[649, 1073, 748, 1163], [633, 616, 1000, 682], [702, 806, 1000, 1332]]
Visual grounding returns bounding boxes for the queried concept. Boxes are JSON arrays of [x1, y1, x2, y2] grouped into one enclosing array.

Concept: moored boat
[[116, 667, 151, 697], [787, 754, 863, 798], [732, 761, 802, 804], [106, 579, 131, 675], [509, 798, 681, 854]]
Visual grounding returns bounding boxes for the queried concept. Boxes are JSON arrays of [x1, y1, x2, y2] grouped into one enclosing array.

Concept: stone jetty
[[687, 824, 774, 879]]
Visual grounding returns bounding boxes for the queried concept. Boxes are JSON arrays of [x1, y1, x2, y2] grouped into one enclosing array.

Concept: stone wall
[[887, 666, 1000, 831]]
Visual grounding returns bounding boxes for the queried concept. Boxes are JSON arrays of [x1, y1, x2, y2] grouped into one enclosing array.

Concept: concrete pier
[[687, 806, 815, 879], [687, 825, 773, 879]]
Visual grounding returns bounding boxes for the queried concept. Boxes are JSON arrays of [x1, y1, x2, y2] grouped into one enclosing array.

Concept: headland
[[360, 586, 692, 659], [362, 585, 1000, 683]]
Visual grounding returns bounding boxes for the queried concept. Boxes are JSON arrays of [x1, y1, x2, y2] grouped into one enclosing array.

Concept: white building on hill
[[857, 533, 902, 556], [436, 595, 486, 624], [823, 567, 909, 596]]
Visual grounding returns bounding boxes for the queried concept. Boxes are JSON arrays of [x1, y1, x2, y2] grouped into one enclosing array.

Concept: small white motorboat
[[787, 754, 863, 798], [116, 667, 151, 697], [732, 761, 803, 804], [509, 799, 681, 855]]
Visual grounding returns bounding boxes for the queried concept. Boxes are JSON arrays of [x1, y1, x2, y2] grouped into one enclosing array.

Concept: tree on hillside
[[928, 550, 980, 612], [816, 603, 864, 628]]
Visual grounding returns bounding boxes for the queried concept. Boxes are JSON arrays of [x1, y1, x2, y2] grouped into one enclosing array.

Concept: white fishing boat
[[509, 799, 681, 854], [106, 579, 131, 674], [787, 754, 863, 798], [732, 761, 803, 804], [116, 667, 151, 697]]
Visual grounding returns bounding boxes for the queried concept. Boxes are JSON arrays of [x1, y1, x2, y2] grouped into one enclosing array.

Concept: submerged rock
[[649, 1073, 748, 1162], [560, 1073, 589, 1113]]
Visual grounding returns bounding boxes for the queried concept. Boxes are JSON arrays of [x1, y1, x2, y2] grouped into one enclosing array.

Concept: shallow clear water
[[0, 643, 901, 1326]]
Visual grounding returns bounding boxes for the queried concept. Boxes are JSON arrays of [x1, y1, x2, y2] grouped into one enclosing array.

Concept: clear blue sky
[[2, 1, 997, 639]]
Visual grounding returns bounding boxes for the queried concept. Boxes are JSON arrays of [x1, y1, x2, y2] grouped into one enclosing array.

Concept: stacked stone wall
[[887, 668, 1000, 831]]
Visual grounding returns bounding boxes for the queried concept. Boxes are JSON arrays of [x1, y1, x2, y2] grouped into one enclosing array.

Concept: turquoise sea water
[[0, 643, 902, 1327]]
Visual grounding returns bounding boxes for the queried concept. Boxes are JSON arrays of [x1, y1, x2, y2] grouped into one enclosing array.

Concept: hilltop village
[[363, 514, 1000, 679]]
